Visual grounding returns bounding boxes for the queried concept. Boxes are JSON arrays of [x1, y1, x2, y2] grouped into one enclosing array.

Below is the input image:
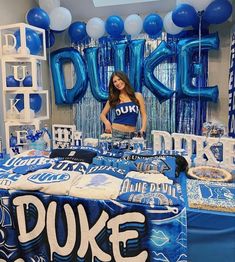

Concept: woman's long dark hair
[[108, 71, 139, 108]]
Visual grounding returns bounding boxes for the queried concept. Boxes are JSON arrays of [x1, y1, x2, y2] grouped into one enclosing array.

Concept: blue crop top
[[113, 102, 139, 126]]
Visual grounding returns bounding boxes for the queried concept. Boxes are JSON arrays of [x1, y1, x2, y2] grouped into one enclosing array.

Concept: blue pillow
[[118, 177, 184, 207], [92, 156, 137, 172], [86, 164, 128, 179]]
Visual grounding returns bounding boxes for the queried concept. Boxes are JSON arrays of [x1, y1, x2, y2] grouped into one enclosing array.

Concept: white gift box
[[3, 90, 49, 123], [5, 120, 40, 154], [0, 23, 46, 60], [1, 58, 43, 91]]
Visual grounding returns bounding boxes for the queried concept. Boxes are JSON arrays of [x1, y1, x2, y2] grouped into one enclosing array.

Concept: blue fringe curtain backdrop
[[73, 31, 208, 143]]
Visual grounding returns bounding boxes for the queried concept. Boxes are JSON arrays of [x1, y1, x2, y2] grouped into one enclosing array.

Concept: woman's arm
[[100, 101, 112, 133], [135, 92, 147, 135]]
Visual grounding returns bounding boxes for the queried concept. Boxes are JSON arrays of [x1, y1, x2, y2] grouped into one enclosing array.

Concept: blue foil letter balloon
[[177, 33, 219, 102], [50, 47, 88, 104], [112, 41, 128, 72], [129, 39, 145, 92], [144, 41, 175, 103], [84, 47, 108, 102]]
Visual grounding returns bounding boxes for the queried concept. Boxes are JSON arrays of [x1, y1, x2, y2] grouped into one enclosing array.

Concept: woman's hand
[[105, 121, 112, 133], [139, 129, 146, 138]]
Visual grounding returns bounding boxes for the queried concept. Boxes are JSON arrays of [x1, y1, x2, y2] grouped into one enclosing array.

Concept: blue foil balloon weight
[[143, 13, 163, 38], [26, 7, 50, 29], [105, 16, 124, 37], [14, 93, 42, 113], [204, 0, 233, 24], [15, 28, 42, 55], [6, 75, 20, 87], [68, 21, 87, 43]]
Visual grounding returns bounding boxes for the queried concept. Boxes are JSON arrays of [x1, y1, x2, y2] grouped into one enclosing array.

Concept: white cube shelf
[[3, 90, 49, 123], [0, 23, 46, 60], [1, 58, 43, 91], [5, 120, 40, 154]]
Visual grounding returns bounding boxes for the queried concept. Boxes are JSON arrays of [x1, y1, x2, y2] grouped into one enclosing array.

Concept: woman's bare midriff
[[112, 123, 136, 132]]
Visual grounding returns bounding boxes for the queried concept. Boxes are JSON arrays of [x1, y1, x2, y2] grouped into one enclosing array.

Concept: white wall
[[0, 0, 36, 25]]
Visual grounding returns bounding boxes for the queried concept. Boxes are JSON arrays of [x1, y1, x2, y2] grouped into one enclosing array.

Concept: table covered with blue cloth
[[0, 148, 234, 261], [180, 175, 235, 262], [0, 189, 187, 262]]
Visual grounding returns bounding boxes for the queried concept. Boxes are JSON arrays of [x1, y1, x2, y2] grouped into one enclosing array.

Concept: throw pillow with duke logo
[[0, 156, 58, 190], [10, 160, 89, 196], [0, 156, 56, 174], [0, 170, 23, 190], [69, 165, 128, 200], [118, 177, 184, 207], [134, 156, 176, 179]]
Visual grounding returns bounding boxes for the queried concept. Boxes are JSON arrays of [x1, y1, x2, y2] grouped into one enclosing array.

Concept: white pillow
[[69, 165, 127, 200], [10, 160, 89, 196]]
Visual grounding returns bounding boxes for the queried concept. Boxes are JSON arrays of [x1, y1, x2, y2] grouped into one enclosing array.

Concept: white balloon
[[124, 14, 143, 36], [49, 7, 72, 31], [86, 17, 105, 39], [39, 0, 60, 14], [176, 0, 213, 11], [163, 12, 183, 35]]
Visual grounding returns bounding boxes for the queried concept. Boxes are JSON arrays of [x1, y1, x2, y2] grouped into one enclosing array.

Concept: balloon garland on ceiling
[[25, 0, 233, 140]]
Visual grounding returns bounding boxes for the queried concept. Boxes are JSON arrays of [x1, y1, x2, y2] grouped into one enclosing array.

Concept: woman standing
[[100, 71, 147, 140]]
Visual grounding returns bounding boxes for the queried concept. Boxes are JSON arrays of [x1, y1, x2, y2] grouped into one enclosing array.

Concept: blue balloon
[[26, 7, 50, 29], [68, 21, 87, 43], [23, 75, 32, 87], [105, 16, 124, 37], [50, 47, 88, 104], [129, 39, 145, 93], [84, 47, 108, 102], [143, 14, 163, 37], [172, 4, 198, 27], [14, 94, 42, 113], [177, 33, 220, 102], [144, 41, 175, 103], [45, 30, 55, 48], [112, 42, 128, 72], [6, 75, 20, 87], [204, 0, 233, 24], [15, 28, 42, 55]]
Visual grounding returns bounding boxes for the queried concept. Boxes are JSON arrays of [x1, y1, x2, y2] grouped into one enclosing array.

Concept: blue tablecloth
[[180, 174, 235, 262]]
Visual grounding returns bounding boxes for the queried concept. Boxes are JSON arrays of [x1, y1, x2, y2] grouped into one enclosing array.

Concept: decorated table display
[[0, 145, 187, 262]]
